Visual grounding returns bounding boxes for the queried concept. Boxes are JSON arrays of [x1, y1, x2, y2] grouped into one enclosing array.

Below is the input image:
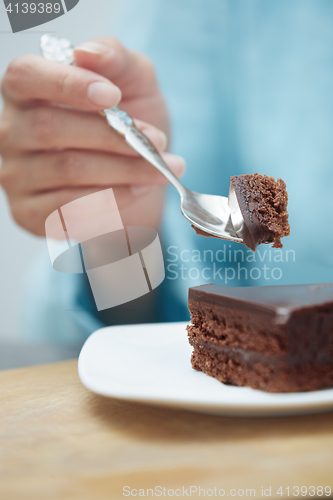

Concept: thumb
[[74, 36, 158, 99]]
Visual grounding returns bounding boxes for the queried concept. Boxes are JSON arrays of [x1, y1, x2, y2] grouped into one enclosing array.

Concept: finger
[[9, 186, 127, 236], [9, 185, 162, 237], [5, 106, 167, 154], [1, 55, 121, 110], [74, 37, 157, 98], [74, 38, 169, 129], [1, 150, 186, 194]]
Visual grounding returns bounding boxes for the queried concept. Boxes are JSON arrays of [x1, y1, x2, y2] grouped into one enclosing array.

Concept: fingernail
[[142, 128, 168, 151], [87, 82, 121, 107], [75, 41, 110, 55], [163, 153, 186, 177], [130, 185, 152, 197]]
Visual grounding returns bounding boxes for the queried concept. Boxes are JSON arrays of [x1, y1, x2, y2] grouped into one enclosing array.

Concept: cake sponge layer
[[231, 173, 290, 251], [187, 284, 333, 393]]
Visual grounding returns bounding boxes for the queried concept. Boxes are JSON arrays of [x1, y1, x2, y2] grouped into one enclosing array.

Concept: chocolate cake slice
[[187, 283, 333, 393], [229, 173, 290, 251]]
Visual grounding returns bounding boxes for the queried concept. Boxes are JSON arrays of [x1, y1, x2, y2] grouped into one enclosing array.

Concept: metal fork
[[40, 34, 245, 243]]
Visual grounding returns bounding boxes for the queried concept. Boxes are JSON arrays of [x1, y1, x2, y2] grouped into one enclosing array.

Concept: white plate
[[78, 321, 333, 417]]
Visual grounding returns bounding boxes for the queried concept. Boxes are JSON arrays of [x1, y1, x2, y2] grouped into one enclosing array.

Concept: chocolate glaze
[[189, 283, 333, 319], [191, 225, 219, 239], [189, 338, 333, 369], [189, 338, 285, 368]]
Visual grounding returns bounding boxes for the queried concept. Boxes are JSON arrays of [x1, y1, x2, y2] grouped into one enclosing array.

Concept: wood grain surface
[[0, 360, 332, 500]]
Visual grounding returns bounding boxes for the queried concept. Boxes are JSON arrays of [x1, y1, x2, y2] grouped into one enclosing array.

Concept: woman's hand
[[0, 37, 185, 236]]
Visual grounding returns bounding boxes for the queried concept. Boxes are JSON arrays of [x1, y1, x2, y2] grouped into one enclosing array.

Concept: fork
[[40, 34, 245, 243]]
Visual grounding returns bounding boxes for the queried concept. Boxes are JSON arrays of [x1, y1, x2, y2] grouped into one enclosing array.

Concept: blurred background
[[0, 0, 119, 368]]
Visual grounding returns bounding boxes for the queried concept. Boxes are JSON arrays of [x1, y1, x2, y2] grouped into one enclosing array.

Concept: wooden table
[[1, 361, 332, 500]]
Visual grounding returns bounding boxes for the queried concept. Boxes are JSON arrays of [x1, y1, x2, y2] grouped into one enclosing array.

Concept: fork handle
[[103, 107, 187, 197]]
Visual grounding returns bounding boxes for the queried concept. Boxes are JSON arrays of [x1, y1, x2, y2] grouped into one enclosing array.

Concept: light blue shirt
[[21, 0, 333, 344]]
